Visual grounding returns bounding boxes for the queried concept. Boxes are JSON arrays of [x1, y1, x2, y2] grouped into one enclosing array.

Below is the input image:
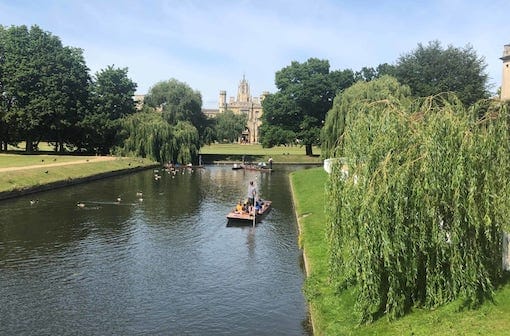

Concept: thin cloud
[[0, 0, 507, 107]]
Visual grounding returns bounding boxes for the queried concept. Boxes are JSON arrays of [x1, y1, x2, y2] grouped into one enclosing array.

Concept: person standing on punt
[[247, 181, 257, 208]]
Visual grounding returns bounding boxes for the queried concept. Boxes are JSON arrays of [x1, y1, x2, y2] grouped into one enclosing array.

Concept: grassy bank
[[200, 143, 322, 164], [290, 167, 510, 336], [0, 154, 157, 194]]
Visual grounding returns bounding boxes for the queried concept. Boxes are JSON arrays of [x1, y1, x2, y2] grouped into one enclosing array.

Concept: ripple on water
[[0, 166, 310, 335]]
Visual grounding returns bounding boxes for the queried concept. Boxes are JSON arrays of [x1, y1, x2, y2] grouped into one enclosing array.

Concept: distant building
[[219, 76, 268, 143], [501, 44, 510, 101], [202, 108, 219, 119], [205, 76, 269, 143], [134, 76, 269, 143], [133, 94, 145, 110]]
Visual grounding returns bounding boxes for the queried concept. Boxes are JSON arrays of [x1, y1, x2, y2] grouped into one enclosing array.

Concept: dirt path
[[0, 156, 117, 173]]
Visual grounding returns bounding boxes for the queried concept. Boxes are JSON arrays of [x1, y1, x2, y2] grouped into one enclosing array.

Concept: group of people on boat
[[234, 180, 266, 215]]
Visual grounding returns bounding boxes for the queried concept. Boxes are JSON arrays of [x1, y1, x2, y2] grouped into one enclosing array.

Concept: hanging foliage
[[321, 75, 412, 159], [325, 83, 510, 324], [118, 112, 199, 164], [173, 121, 199, 165]]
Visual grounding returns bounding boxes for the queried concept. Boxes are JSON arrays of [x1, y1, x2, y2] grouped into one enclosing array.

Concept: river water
[[0, 165, 312, 335]]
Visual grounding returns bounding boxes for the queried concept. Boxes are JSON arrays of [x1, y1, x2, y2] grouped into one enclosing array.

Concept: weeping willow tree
[[172, 120, 199, 165], [321, 75, 412, 158], [325, 77, 510, 323], [118, 112, 199, 164]]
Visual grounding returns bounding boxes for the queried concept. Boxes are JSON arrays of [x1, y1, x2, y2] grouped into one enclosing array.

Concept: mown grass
[[200, 143, 322, 164], [291, 167, 510, 336], [0, 154, 157, 193], [0, 153, 90, 168]]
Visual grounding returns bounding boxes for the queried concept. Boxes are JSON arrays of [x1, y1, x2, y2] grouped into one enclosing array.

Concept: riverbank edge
[[289, 171, 317, 336], [0, 164, 159, 201], [207, 161, 322, 165]]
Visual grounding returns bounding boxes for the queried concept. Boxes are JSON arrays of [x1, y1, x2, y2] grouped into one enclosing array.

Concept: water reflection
[[0, 165, 312, 335]]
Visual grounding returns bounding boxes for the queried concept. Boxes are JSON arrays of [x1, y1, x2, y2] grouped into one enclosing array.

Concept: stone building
[[501, 44, 510, 101], [134, 76, 268, 143], [216, 75, 269, 143], [133, 94, 145, 110]]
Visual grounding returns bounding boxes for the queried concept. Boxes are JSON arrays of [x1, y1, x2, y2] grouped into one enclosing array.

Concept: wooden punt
[[241, 164, 272, 172], [226, 200, 272, 225]]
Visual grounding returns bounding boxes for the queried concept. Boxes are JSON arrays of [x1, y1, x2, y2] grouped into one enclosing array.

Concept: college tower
[[217, 76, 269, 144]]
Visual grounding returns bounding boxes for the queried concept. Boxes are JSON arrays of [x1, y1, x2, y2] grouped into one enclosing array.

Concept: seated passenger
[[236, 201, 243, 213]]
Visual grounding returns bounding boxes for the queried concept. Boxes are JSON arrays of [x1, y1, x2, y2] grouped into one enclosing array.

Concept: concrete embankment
[[0, 164, 159, 201], [289, 171, 317, 336]]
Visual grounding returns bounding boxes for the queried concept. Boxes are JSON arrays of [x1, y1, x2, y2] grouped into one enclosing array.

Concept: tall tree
[[261, 58, 355, 155], [214, 109, 248, 143], [394, 40, 489, 106], [0, 25, 90, 152], [321, 75, 412, 158], [354, 63, 396, 82], [46, 46, 90, 152], [82, 65, 137, 154], [144, 79, 207, 142], [119, 111, 175, 163], [0, 25, 8, 151]]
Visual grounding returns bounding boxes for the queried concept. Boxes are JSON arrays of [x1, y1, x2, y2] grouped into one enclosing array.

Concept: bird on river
[[76, 202, 85, 208]]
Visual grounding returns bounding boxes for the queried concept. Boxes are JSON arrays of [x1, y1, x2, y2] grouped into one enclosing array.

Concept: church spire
[[237, 74, 251, 103]]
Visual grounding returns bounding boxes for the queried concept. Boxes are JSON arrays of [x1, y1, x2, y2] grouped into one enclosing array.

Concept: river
[[0, 165, 312, 335]]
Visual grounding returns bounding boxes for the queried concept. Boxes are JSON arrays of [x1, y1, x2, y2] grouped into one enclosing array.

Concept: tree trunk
[[59, 140, 65, 153], [25, 138, 33, 153], [305, 143, 313, 156]]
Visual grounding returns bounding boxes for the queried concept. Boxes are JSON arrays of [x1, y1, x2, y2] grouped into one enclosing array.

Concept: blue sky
[[0, 0, 508, 108]]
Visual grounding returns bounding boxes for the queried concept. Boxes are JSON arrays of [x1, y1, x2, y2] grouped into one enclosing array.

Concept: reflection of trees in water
[[0, 165, 307, 264], [121, 168, 205, 224]]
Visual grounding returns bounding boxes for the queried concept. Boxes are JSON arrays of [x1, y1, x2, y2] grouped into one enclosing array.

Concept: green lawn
[[0, 154, 157, 193], [291, 167, 510, 336], [200, 143, 322, 164], [0, 153, 92, 168]]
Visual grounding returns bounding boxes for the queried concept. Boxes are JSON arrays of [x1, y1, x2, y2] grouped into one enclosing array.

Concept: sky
[[0, 0, 508, 108]]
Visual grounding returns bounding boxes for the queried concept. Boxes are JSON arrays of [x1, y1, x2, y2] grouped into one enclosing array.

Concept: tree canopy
[[118, 111, 199, 164], [144, 79, 206, 140], [80, 65, 137, 154], [321, 75, 412, 158], [260, 58, 355, 155], [0, 24, 205, 162], [394, 40, 489, 106], [326, 85, 509, 322], [0, 25, 90, 152], [136, 79, 204, 163], [214, 109, 247, 143]]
